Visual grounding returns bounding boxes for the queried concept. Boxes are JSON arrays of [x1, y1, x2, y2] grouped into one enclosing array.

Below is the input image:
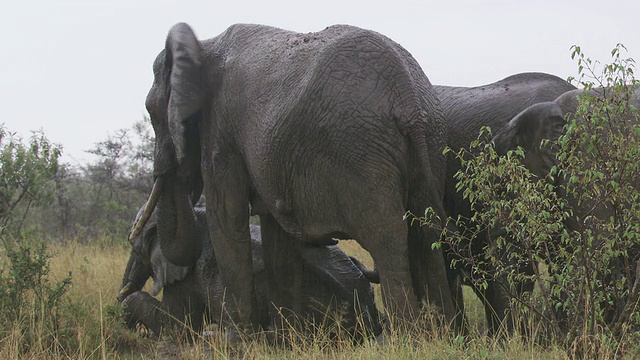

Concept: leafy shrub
[[0, 126, 75, 355], [32, 119, 153, 244], [425, 44, 640, 357], [0, 125, 61, 237], [0, 236, 72, 356]]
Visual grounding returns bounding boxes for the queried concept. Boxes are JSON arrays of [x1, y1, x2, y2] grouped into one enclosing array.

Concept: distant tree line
[[1, 118, 154, 244]]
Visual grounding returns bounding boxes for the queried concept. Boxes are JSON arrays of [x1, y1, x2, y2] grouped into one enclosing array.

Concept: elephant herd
[[117, 22, 640, 343]]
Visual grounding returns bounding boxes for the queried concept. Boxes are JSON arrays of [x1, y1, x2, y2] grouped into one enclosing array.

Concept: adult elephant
[[130, 23, 455, 331], [491, 86, 640, 334], [435, 73, 577, 335], [118, 202, 382, 340]]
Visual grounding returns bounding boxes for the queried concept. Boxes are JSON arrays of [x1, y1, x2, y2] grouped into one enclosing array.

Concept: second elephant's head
[[130, 23, 212, 266]]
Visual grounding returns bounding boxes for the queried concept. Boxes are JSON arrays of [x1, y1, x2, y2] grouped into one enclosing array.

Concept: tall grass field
[[0, 237, 575, 359]]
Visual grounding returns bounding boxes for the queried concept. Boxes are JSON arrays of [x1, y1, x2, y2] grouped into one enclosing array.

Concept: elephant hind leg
[[447, 269, 468, 335], [258, 213, 306, 330], [357, 216, 421, 327], [406, 222, 458, 326], [474, 276, 522, 339], [403, 144, 457, 328], [482, 249, 537, 338]]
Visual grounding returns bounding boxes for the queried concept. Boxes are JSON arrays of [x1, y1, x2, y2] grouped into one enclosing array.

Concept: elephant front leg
[[479, 275, 530, 338], [204, 162, 255, 332], [485, 234, 536, 338]]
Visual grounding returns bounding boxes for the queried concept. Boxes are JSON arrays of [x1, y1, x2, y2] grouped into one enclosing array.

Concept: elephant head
[[493, 102, 565, 177], [129, 23, 210, 266], [491, 101, 566, 178], [491, 87, 640, 238], [492, 87, 640, 178]]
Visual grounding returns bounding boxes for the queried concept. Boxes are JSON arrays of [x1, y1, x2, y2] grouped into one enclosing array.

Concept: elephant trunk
[[156, 175, 202, 267], [117, 253, 152, 303]]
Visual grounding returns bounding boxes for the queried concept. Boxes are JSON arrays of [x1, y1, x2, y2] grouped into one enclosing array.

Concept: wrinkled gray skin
[[136, 22, 455, 329], [435, 73, 577, 335], [118, 205, 382, 339], [491, 86, 640, 332]]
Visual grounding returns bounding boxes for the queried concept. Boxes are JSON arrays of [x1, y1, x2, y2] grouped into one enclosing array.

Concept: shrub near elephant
[[434, 73, 577, 335], [492, 86, 640, 243], [129, 22, 455, 330], [489, 85, 640, 335], [118, 202, 382, 339]]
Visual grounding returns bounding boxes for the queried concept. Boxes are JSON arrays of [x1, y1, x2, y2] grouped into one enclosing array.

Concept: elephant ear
[[492, 102, 566, 178], [165, 23, 205, 168], [149, 238, 191, 296]]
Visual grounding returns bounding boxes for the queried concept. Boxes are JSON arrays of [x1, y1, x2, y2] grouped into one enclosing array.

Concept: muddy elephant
[[435, 73, 577, 335], [129, 22, 456, 330], [118, 202, 383, 340]]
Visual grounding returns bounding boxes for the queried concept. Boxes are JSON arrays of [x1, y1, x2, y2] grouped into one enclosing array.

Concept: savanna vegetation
[[421, 44, 640, 359], [0, 46, 638, 359]]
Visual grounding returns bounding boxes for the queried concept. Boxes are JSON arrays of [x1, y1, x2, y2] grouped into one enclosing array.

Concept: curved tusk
[[128, 177, 165, 241]]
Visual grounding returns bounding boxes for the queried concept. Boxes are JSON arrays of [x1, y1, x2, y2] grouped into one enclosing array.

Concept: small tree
[[0, 125, 72, 355], [0, 125, 61, 237], [75, 118, 154, 241], [29, 118, 154, 243], [553, 45, 640, 355]]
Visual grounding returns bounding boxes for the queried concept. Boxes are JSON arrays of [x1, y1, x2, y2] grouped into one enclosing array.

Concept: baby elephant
[[117, 203, 382, 340]]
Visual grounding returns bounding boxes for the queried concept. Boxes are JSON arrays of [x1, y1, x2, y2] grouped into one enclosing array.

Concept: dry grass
[[0, 239, 574, 359]]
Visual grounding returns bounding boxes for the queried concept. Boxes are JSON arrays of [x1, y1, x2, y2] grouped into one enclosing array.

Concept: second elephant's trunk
[[156, 175, 202, 267]]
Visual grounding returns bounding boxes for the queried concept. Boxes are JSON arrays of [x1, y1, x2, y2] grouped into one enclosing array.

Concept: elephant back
[[438, 73, 577, 220]]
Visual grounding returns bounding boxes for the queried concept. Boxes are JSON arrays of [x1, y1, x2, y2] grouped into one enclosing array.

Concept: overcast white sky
[[1, 0, 639, 163]]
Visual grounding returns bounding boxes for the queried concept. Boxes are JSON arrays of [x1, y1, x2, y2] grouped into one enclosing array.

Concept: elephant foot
[[135, 322, 158, 340], [374, 331, 389, 347], [374, 316, 391, 346], [220, 325, 246, 347], [202, 323, 221, 338]]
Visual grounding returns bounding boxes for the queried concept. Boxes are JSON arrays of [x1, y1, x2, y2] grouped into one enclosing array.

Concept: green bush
[[426, 45, 640, 357], [0, 125, 61, 237], [0, 126, 76, 355], [0, 236, 72, 356], [26, 119, 154, 244]]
